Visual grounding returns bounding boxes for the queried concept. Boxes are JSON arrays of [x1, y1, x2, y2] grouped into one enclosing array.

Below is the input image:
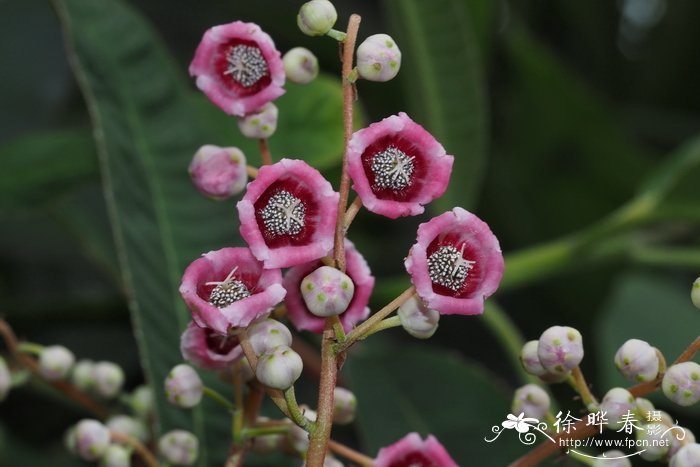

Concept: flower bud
[[671, 443, 700, 467], [188, 145, 248, 200], [283, 47, 319, 84], [599, 387, 635, 430], [537, 326, 584, 375], [64, 426, 78, 455], [288, 406, 316, 453], [669, 426, 695, 458], [300, 266, 355, 317], [106, 415, 149, 443], [38, 345, 75, 380], [511, 384, 550, 421], [158, 430, 199, 466], [71, 359, 96, 391], [634, 397, 655, 418], [662, 361, 700, 406], [592, 451, 631, 467], [0, 356, 10, 402], [692, 277, 700, 310], [247, 319, 293, 357], [130, 385, 154, 419], [255, 345, 303, 390], [614, 338, 660, 382], [165, 364, 203, 408], [74, 419, 111, 461], [297, 0, 337, 36], [397, 296, 440, 339], [100, 444, 131, 467], [520, 340, 546, 376], [333, 387, 357, 425], [356, 34, 402, 82], [93, 361, 125, 399], [237, 103, 279, 139], [637, 423, 671, 461]]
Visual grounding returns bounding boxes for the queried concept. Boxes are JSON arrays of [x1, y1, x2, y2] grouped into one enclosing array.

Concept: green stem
[[569, 367, 599, 412], [630, 246, 700, 268], [284, 387, 315, 432], [329, 315, 346, 344], [362, 316, 402, 338], [326, 28, 347, 41], [203, 386, 235, 411], [242, 425, 290, 438], [16, 342, 44, 355]]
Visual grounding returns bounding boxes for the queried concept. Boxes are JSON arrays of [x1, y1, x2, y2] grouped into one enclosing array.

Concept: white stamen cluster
[[371, 146, 415, 190], [427, 245, 475, 292], [224, 44, 269, 88], [207, 267, 251, 308], [260, 190, 306, 236]]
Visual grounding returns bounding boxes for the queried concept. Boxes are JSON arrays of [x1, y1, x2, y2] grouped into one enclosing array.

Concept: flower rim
[[347, 112, 453, 219], [374, 432, 458, 467], [180, 321, 244, 370], [405, 207, 504, 315]]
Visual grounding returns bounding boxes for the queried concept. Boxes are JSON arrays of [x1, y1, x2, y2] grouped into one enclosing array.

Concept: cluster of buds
[[519, 325, 584, 382]]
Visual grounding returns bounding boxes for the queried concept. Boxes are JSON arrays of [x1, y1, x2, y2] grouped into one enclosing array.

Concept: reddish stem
[[259, 138, 272, 166]]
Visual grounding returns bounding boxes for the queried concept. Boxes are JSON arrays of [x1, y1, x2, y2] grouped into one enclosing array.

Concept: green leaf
[[0, 128, 97, 213], [53, 0, 238, 463], [595, 272, 700, 416], [345, 339, 528, 464], [385, 0, 488, 209]]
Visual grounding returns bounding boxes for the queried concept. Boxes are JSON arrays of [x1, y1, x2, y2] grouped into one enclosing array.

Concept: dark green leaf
[[53, 0, 239, 463], [385, 0, 488, 210], [345, 339, 528, 464]]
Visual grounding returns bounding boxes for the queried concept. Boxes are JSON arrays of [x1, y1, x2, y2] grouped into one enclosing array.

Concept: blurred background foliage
[[1, 0, 699, 465]]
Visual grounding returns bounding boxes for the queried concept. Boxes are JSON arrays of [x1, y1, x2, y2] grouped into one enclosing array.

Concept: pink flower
[[283, 240, 373, 333], [374, 433, 458, 467], [237, 159, 339, 269], [188, 145, 247, 200], [405, 208, 504, 315], [189, 21, 285, 116], [179, 248, 286, 335], [347, 112, 453, 219], [180, 321, 244, 370]]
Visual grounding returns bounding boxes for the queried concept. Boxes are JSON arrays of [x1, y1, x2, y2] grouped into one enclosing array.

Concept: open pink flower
[[237, 159, 339, 269], [405, 208, 504, 315], [347, 112, 453, 219], [179, 248, 286, 335], [374, 433, 458, 467], [283, 240, 373, 333], [180, 321, 244, 370], [189, 21, 285, 116]]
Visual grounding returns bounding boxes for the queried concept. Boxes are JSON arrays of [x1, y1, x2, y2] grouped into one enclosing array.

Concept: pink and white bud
[[106, 415, 149, 443], [637, 423, 671, 461], [300, 266, 355, 317], [158, 430, 199, 466], [0, 356, 10, 402], [247, 319, 293, 357], [671, 443, 700, 467], [537, 326, 584, 375], [397, 296, 440, 339], [38, 345, 75, 381], [663, 361, 700, 406], [237, 103, 278, 139], [283, 47, 319, 84], [99, 444, 131, 467], [614, 339, 660, 382], [297, 0, 337, 36], [74, 419, 111, 461], [520, 340, 546, 376], [356, 34, 402, 82], [600, 387, 636, 430], [189, 145, 247, 200], [93, 361, 125, 399], [333, 387, 357, 425], [71, 359, 96, 391], [130, 385, 154, 419], [165, 364, 203, 409], [512, 384, 550, 421], [255, 345, 303, 390]]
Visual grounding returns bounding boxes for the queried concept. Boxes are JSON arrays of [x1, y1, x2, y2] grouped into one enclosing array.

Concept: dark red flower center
[[387, 452, 436, 467], [426, 232, 482, 298], [254, 178, 318, 248], [360, 135, 427, 201], [204, 329, 240, 355], [197, 267, 258, 307], [216, 39, 271, 97]]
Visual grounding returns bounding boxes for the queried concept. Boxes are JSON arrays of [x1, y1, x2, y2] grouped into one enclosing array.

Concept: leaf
[[345, 339, 529, 464], [53, 0, 239, 463], [385, 0, 488, 210], [0, 128, 97, 213], [595, 272, 700, 416]]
